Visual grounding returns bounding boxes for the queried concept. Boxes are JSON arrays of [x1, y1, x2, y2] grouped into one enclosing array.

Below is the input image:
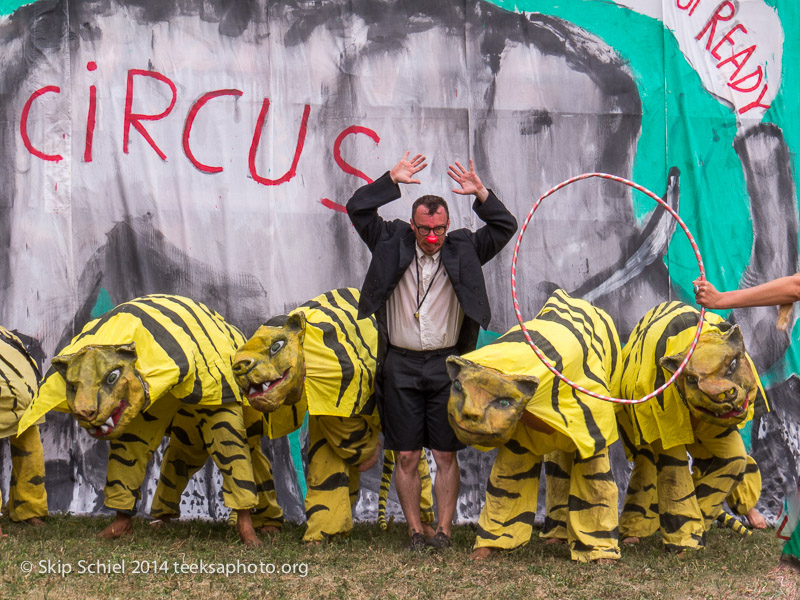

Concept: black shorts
[[378, 345, 465, 453]]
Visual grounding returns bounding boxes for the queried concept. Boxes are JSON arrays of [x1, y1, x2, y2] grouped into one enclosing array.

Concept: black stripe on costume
[[576, 527, 619, 540], [497, 463, 541, 482], [660, 512, 702, 534], [211, 451, 249, 466], [501, 511, 538, 527], [309, 472, 349, 491], [305, 504, 329, 518], [486, 480, 521, 499], [105, 479, 137, 493], [232, 478, 257, 494], [503, 438, 531, 455], [568, 495, 610, 511], [255, 479, 276, 493], [581, 470, 617, 482], [9, 444, 31, 458], [475, 525, 513, 541], [170, 425, 193, 447], [26, 475, 45, 486], [115, 432, 150, 445], [108, 453, 138, 467], [210, 421, 247, 445]]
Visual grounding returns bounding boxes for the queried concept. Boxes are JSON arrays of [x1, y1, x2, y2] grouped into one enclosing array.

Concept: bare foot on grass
[[470, 547, 494, 561], [24, 517, 46, 527], [622, 536, 640, 544], [236, 510, 262, 547], [543, 537, 565, 545], [98, 513, 133, 539]]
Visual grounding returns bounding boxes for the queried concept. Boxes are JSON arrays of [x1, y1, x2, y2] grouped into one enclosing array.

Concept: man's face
[[411, 206, 449, 255]]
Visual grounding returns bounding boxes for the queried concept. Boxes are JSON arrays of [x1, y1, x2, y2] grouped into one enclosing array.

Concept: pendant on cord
[[414, 312, 420, 320]]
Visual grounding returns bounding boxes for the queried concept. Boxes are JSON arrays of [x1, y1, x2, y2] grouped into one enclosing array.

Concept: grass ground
[[0, 515, 797, 600]]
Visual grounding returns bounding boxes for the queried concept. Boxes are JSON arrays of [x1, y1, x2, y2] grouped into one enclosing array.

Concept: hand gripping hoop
[[510, 172, 706, 404]]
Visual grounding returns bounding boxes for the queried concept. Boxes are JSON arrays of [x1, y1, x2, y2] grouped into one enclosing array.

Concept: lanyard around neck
[[414, 254, 443, 320]]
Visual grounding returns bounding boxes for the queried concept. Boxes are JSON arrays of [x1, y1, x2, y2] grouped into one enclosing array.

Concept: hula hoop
[[510, 172, 706, 405]]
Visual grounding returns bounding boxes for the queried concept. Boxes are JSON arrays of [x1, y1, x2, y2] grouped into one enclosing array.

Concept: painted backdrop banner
[[0, 0, 797, 524]]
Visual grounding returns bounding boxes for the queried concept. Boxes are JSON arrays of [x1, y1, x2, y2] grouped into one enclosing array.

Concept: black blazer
[[346, 171, 517, 364]]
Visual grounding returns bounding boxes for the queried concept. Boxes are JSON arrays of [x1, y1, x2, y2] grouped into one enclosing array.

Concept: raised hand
[[448, 159, 489, 202], [390, 152, 428, 185]]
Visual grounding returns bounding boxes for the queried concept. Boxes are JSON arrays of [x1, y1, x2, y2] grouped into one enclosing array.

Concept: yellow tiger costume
[[447, 290, 621, 562], [0, 327, 48, 526], [618, 302, 768, 551], [18, 295, 287, 539], [234, 288, 434, 541]]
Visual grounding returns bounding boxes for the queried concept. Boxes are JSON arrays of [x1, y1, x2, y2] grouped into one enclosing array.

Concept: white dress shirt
[[386, 243, 464, 350]]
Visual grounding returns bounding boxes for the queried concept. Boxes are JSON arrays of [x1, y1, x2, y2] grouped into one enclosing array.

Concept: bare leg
[[98, 512, 133, 539], [236, 509, 262, 547], [395, 450, 424, 535], [430, 450, 459, 537]]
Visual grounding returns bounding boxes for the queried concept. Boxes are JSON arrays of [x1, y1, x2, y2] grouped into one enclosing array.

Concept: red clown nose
[[426, 234, 439, 244]]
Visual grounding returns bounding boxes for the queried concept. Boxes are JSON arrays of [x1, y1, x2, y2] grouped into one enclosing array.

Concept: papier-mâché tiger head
[[51, 343, 147, 439], [232, 312, 306, 413], [660, 325, 757, 427], [445, 355, 539, 447]]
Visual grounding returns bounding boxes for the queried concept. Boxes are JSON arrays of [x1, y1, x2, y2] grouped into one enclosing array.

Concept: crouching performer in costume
[[617, 302, 768, 552], [233, 288, 432, 542], [17, 295, 286, 545], [0, 327, 48, 534], [447, 289, 622, 563]]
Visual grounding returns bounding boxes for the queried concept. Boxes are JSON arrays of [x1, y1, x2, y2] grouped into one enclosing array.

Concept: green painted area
[[740, 420, 753, 453], [0, 0, 32, 16], [477, 328, 502, 349], [90, 288, 115, 319], [288, 413, 309, 499], [488, 0, 800, 381]]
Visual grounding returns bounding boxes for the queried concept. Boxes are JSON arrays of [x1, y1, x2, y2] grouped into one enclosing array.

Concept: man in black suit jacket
[[347, 152, 517, 550]]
